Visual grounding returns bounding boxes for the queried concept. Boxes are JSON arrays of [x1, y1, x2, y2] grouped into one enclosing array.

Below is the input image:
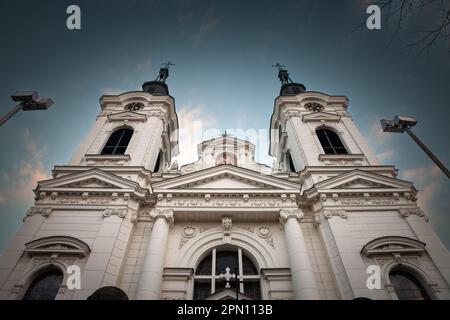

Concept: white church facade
[[0, 67, 449, 300]]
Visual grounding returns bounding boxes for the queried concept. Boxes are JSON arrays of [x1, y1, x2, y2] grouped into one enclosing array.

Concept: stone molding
[[399, 208, 428, 222], [24, 207, 52, 221], [149, 209, 174, 225], [279, 209, 304, 224], [103, 208, 127, 219]]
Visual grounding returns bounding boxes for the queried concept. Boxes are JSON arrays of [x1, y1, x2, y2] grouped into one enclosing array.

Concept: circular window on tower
[[124, 102, 144, 111], [304, 102, 325, 112]]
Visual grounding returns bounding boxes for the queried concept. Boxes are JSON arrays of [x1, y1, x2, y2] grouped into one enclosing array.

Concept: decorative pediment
[[302, 112, 341, 123], [313, 169, 414, 192], [107, 111, 147, 122], [361, 236, 425, 257], [35, 168, 148, 198], [153, 165, 301, 192], [25, 236, 91, 257], [204, 289, 254, 300], [57, 177, 120, 189]]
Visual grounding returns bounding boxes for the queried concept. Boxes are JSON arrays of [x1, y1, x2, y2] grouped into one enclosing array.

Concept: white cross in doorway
[[219, 267, 235, 288]]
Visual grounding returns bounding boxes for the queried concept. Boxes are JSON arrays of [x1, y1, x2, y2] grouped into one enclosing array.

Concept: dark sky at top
[[0, 0, 449, 252]]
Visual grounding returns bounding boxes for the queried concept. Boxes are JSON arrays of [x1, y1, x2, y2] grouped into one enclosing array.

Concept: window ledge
[[318, 154, 365, 165], [84, 154, 131, 165]]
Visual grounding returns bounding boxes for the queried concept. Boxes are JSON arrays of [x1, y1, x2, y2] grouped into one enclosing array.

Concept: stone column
[[136, 209, 174, 300], [280, 209, 320, 300]]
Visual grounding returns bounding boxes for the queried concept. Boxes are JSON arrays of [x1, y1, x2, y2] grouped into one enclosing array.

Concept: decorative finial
[[272, 62, 292, 85], [155, 61, 176, 83], [162, 61, 176, 69]]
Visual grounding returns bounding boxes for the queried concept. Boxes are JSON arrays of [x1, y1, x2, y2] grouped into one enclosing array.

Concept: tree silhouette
[[363, 0, 450, 54]]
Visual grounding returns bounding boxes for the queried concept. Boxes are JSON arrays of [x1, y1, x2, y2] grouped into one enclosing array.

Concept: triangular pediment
[[153, 165, 301, 192], [302, 112, 341, 122], [312, 169, 414, 192], [108, 111, 147, 122], [57, 177, 120, 189], [36, 168, 147, 196], [204, 289, 253, 300]]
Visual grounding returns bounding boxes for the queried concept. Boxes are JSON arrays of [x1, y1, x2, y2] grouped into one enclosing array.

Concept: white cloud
[[173, 106, 219, 166], [366, 118, 395, 162], [0, 129, 50, 206], [402, 164, 443, 218]]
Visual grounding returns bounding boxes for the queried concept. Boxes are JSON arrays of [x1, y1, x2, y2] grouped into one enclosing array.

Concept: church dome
[[142, 80, 169, 96]]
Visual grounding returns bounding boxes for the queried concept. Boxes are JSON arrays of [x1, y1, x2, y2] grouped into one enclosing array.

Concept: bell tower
[[69, 64, 179, 174], [269, 64, 381, 178]]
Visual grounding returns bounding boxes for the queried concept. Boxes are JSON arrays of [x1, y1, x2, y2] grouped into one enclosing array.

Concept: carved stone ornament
[[280, 110, 302, 124], [256, 226, 275, 249], [103, 208, 127, 219], [149, 209, 174, 225], [399, 208, 428, 222], [257, 226, 272, 238], [182, 226, 197, 239], [25, 207, 52, 221], [279, 209, 304, 223], [222, 217, 232, 236], [322, 209, 347, 220]]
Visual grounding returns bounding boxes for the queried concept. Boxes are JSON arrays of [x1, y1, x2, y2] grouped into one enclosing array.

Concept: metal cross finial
[[162, 61, 176, 68], [219, 267, 235, 288], [272, 62, 287, 71], [273, 62, 292, 85]]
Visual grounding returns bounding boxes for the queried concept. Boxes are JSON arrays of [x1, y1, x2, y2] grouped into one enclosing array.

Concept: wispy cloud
[[173, 106, 219, 166], [366, 118, 395, 163], [100, 56, 152, 95], [402, 165, 443, 217], [0, 129, 50, 206], [135, 58, 151, 73], [190, 7, 221, 47]]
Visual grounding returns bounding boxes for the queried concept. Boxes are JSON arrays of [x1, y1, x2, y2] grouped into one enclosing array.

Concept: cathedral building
[[0, 67, 449, 300]]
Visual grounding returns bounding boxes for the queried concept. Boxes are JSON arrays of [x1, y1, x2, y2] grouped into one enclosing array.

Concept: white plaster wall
[[322, 210, 450, 299]]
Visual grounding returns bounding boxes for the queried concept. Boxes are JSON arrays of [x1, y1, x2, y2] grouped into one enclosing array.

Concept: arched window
[[193, 248, 260, 300], [316, 128, 348, 155], [101, 128, 133, 155], [390, 269, 431, 300], [22, 269, 63, 300]]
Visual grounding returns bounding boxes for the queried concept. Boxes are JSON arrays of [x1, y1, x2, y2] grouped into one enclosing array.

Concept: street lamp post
[[381, 115, 450, 178], [0, 91, 54, 127]]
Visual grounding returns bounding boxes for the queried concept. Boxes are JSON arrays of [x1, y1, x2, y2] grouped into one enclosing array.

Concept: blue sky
[[0, 0, 449, 253]]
